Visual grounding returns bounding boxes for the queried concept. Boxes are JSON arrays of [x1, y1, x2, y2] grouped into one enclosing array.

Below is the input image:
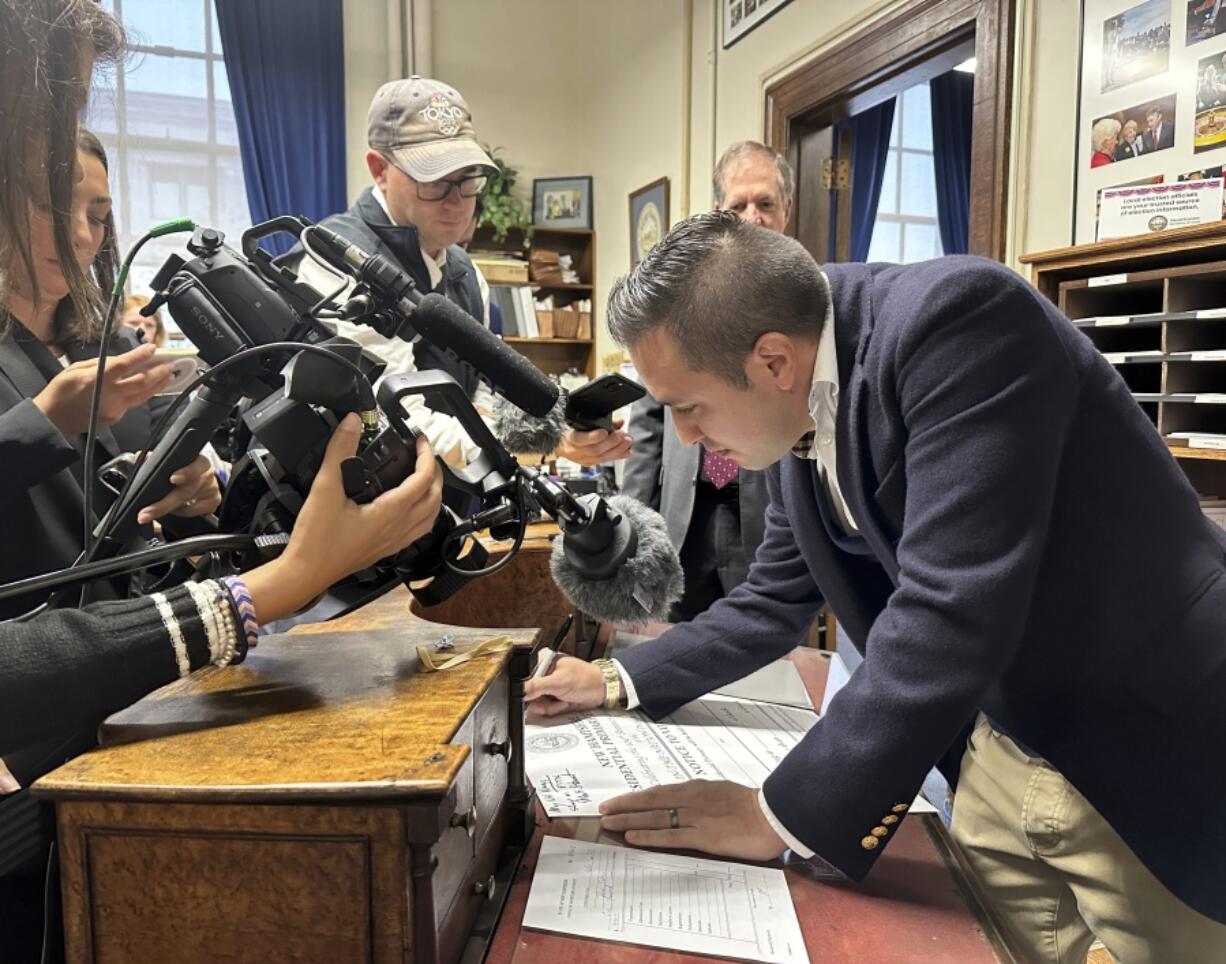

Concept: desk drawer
[[437, 801, 507, 964], [473, 671, 510, 850], [432, 669, 511, 936], [433, 719, 475, 929]]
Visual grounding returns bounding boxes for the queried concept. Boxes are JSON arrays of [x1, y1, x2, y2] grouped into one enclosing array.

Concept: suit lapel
[[0, 335, 51, 402]]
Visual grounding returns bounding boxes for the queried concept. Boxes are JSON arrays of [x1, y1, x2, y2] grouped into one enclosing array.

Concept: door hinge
[[822, 157, 851, 191]]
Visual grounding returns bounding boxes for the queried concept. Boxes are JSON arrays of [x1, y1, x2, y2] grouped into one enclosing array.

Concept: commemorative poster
[[1076, 1, 1226, 241]]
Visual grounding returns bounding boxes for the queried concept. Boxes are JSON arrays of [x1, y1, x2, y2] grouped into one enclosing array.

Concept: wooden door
[[794, 122, 854, 263]]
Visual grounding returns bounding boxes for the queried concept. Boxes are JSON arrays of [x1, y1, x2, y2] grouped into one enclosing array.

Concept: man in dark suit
[[621, 141, 790, 618], [1144, 104, 1174, 152], [526, 213, 1226, 961]]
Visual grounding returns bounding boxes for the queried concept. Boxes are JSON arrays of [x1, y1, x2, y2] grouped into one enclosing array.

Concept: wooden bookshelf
[[470, 224, 596, 377], [1022, 225, 1226, 513]]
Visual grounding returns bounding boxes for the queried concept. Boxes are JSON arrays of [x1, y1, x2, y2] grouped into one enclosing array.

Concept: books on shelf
[[489, 284, 538, 337], [490, 287, 595, 340]]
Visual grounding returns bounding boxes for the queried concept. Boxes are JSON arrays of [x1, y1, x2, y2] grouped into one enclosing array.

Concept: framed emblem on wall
[[629, 177, 670, 266]]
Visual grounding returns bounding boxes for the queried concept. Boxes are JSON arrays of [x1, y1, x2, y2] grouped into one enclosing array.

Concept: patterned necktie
[[700, 448, 739, 490]]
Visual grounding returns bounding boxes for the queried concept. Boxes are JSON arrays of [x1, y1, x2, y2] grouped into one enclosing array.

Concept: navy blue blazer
[[616, 256, 1226, 922]]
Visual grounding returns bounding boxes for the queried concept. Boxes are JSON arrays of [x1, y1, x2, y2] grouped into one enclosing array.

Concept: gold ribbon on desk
[[416, 635, 513, 673]]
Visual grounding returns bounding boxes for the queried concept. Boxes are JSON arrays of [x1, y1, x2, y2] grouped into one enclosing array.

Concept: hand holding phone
[[146, 351, 203, 394], [564, 373, 646, 431]]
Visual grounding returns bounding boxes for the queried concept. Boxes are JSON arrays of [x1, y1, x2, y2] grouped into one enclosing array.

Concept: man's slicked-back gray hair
[[712, 140, 795, 207], [607, 211, 827, 388]]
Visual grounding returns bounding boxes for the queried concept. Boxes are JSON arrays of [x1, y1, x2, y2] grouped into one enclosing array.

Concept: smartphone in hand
[[564, 372, 645, 431]]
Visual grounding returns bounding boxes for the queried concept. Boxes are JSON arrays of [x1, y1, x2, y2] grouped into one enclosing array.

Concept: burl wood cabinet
[[33, 592, 538, 964]]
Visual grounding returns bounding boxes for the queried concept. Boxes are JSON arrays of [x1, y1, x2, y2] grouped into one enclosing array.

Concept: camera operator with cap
[[287, 76, 629, 469]]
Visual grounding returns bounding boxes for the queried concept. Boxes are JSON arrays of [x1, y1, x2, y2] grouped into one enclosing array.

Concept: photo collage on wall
[[1076, 1, 1226, 241]]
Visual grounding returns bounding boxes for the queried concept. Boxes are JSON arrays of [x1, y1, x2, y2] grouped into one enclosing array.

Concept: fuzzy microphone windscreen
[[492, 392, 568, 456], [549, 494, 683, 624]]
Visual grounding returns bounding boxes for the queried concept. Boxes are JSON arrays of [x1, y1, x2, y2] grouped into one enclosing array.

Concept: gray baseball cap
[[366, 75, 495, 182]]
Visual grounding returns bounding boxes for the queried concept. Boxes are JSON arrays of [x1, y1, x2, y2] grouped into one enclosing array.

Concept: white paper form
[[527, 679, 936, 816], [523, 837, 810, 964], [525, 696, 818, 816]]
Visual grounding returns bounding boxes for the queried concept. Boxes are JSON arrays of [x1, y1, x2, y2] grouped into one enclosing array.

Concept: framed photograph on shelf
[[629, 177, 670, 266], [531, 176, 593, 229], [722, 0, 794, 48], [1074, 0, 1226, 242]]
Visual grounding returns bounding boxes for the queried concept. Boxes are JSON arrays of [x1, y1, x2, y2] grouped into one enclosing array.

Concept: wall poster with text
[[1076, 0, 1226, 241]]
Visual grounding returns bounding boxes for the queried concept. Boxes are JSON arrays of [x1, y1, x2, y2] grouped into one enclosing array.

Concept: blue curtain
[[843, 99, 896, 262], [215, 0, 347, 256], [929, 69, 974, 255]]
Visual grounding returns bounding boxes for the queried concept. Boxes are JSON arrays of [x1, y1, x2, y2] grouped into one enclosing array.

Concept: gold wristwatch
[[593, 659, 623, 709]]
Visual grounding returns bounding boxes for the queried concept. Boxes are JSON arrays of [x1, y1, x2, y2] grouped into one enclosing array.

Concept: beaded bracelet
[[221, 575, 258, 664]]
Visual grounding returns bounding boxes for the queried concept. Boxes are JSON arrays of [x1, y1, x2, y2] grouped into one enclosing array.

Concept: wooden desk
[[34, 591, 540, 964], [35, 553, 1014, 963], [485, 650, 1015, 964]]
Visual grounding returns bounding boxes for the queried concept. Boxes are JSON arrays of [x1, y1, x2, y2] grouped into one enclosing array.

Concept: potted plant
[[478, 144, 533, 245]]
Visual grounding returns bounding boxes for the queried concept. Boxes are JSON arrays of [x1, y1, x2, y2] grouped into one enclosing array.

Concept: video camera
[[0, 213, 665, 624]]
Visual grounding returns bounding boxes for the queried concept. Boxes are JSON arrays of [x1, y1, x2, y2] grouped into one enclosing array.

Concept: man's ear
[[366, 150, 389, 189], [749, 332, 802, 392]]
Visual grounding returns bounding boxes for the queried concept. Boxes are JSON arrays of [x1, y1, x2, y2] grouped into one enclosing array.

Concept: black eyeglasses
[[415, 173, 488, 202]]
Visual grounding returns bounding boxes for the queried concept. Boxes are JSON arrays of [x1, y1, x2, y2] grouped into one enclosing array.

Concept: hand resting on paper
[[599, 780, 789, 862]]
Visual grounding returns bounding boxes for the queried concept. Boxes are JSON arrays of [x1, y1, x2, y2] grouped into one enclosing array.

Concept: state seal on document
[[527, 732, 581, 754]]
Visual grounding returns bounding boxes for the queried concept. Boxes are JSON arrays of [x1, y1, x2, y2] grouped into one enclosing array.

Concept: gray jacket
[[621, 393, 769, 586]]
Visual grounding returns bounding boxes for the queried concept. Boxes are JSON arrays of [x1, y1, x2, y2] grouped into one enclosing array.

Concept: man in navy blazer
[[525, 213, 1226, 961]]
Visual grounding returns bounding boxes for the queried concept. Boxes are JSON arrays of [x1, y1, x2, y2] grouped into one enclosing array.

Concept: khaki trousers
[[950, 714, 1226, 964]]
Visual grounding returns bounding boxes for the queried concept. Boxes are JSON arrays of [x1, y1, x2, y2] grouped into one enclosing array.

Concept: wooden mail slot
[[34, 592, 538, 964]]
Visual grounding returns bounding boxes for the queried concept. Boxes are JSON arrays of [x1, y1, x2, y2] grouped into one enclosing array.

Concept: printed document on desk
[[523, 836, 809, 964], [526, 681, 936, 816], [525, 695, 817, 816]]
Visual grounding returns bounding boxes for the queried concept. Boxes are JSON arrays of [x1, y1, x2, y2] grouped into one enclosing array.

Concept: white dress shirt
[[293, 185, 494, 466]]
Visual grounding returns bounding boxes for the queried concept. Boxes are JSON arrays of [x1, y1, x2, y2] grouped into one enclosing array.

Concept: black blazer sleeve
[[620, 393, 665, 507], [0, 397, 78, 508]]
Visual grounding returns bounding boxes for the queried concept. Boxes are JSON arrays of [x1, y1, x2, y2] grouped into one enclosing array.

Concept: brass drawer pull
[[486, 738, 513, 763], [450, 805, 478, 837], [473, 874, 497, 901]]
